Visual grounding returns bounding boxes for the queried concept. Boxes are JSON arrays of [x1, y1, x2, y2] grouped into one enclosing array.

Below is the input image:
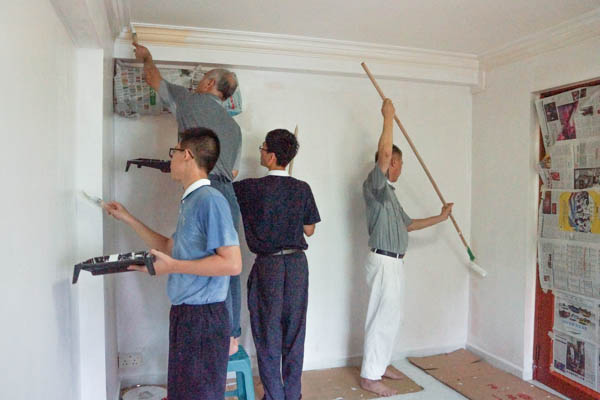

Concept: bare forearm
[[143, 56, 162, 91], [407, 214, 446, 232], [169, 247, 242, 276], [123, 214, 171, 254], [377, 115, 394, 171]]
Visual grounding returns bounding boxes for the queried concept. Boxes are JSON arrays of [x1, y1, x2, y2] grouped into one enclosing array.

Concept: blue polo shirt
[[168, 179, 239, 305]]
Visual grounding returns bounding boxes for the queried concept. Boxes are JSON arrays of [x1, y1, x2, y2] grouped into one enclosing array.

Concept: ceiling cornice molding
[[115, 23, 481, 87], [479, 8, 600, 71], [50, 0, 121, 48]]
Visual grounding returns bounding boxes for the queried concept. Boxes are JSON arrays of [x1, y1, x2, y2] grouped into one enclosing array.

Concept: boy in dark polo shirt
[[233, 129, 320, 400], [105, 128, 241, 400]]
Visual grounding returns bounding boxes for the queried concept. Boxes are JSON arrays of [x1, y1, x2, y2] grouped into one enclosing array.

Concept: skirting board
[[466, 342, 531, 380]]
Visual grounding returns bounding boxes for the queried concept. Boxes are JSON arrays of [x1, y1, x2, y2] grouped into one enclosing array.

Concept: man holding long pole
[[360, 99, 453, 397]]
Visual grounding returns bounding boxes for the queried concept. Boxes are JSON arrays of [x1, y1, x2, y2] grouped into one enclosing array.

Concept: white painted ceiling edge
[[113, 5, 600, 92], [114, 23, 481, 88], [478, 7, 600, 70]]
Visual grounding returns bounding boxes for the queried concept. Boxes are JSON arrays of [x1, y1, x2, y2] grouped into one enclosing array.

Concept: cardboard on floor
[[408, 349, 564, 400], [227, 366, 423, 400]]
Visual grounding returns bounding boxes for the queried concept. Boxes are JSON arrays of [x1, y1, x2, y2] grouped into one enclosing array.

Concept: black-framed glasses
[[169, 147, 186, 158], [259, 146, 269, 152]]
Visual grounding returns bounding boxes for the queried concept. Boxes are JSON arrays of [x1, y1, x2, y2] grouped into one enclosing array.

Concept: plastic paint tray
[[126, 158, 171, 173], [121, 385, 166, 400], [72, 251, 156, 284]]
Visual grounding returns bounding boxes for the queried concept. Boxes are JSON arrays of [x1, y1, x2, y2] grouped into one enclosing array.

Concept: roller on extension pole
[[361, 62, 486, 277]]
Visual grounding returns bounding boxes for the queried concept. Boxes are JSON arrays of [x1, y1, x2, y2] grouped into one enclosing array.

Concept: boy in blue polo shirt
[[105, 127, 241, 400]]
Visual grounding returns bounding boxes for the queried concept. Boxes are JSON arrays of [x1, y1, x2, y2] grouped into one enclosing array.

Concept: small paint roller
[[361, 62, 487, 278], [288, 125, 299, 176]]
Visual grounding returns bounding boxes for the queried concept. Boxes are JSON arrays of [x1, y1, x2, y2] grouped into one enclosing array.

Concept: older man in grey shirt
[[360, 99, 453, 397], [134, 43, 243, 355]]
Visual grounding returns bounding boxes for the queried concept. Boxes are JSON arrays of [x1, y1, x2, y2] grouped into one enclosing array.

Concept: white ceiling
[[130, 0, 600, 55]]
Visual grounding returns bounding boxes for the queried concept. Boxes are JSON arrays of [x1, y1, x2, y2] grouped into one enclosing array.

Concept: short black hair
[[180, 127, 220, 173], [375, 145, 402, 162], [265, 129, 299, 167]]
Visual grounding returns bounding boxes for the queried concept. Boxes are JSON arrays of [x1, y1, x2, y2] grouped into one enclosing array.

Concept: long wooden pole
[[361, 62, 474, 259], [288, 125, 299, 176]]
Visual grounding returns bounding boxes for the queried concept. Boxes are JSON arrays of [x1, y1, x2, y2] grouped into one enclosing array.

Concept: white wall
[[0, 2, 79, 398], [111, 65, 472, 383], [470, 37, 600, 380]]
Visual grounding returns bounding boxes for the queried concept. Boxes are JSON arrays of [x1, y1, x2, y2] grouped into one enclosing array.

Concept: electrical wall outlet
[[118, 352, 143, 368]]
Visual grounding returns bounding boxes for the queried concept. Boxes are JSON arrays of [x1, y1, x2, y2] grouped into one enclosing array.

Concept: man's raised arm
[[377, 98, 395, 173], [133, 43, 162, 91]]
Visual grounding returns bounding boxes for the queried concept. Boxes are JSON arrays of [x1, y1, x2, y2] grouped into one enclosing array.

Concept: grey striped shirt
[[363, 165, 413, 254], [159, 80, 242, 181]]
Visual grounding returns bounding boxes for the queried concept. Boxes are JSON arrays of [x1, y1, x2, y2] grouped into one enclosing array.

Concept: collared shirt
[[158, 80, 242, 181], [233, 175, 320, 255], [181, 178, 211, 200], [267, 169, 289, 177], [363, 165, 413, 254], [168, 183, 239, 305]]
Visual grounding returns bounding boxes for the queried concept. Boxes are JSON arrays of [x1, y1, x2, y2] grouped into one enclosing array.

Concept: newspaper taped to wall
[[539, 189, 600, 243], [555, 291, 599, 344], [538, 238, 600, 298], [114, 61, 195, 117], [114, 61, 243, 118], [536, 84, 600, 150], [553, 330, 597, 390], [537, 138, 600, 190]]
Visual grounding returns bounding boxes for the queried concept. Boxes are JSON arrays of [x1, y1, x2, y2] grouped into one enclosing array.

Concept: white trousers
[[360, 251, 405, 380]]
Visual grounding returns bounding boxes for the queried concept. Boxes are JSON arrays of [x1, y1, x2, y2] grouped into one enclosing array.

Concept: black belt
[[371, 248, 404, 259], [260, 249, 302, 257]]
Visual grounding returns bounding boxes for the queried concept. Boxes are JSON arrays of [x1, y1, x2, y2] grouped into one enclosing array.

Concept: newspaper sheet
[[554, 291, 599, 344], [539, 189, 600, 243], [538, 238, 600, 298], [114, 61, 197, 117], [114, 61, 243, 118], [538, 138, 600, 190], [553, 330, 597, 390], [536, 84, 600, 150]]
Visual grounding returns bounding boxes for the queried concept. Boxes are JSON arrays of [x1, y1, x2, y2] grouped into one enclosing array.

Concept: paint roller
[[288, 125, 299, 176], [361, 62, 487, 278]]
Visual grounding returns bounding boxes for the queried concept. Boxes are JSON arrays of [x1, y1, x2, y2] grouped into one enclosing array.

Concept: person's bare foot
[[383, 365, 405, 380], [229, 337, 239, 356], [360, 377, 398, 397]]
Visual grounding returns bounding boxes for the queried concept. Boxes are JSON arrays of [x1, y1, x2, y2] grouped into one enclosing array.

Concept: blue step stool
[[225, 345, 255, 400]]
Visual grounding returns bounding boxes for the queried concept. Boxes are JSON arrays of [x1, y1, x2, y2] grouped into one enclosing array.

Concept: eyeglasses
[[169, 147, 186, 158], [259, 146, 269, 152]]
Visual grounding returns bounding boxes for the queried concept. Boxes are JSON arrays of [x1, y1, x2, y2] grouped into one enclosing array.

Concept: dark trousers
[[248, 251, 309, 400], [167, 302, 230, 400], [209, 174, 242, 338]]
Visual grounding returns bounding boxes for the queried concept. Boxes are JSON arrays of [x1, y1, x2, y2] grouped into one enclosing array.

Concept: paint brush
[[131, 24, 138, 44], [81, 191, 107, 210]]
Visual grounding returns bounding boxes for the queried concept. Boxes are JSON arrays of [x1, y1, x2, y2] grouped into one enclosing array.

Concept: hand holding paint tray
[[72, 251, 156, 284]]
